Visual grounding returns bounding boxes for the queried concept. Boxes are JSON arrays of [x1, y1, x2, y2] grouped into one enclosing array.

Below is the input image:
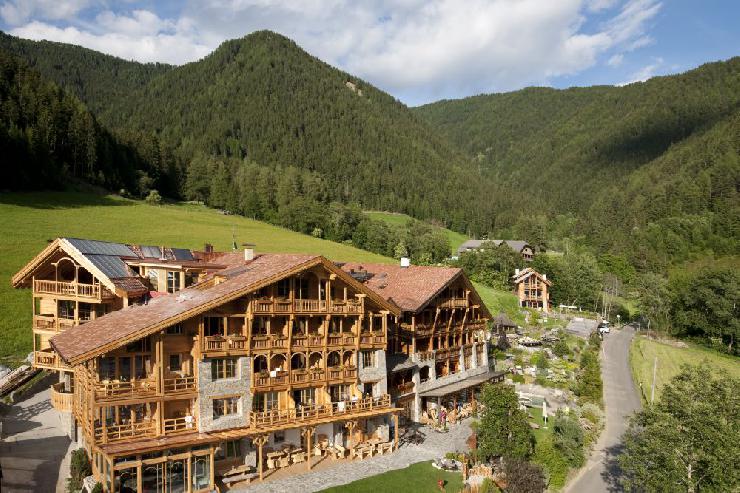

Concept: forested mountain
[[0, 48, 175, 191], [0, 30, 492, 235], [416, 59, 740, 269]]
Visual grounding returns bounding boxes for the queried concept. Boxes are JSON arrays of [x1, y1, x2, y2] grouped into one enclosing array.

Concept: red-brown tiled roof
[[111, 277, 149, 295], [340, 262, 465, 313], [51, 254, 319, 364]]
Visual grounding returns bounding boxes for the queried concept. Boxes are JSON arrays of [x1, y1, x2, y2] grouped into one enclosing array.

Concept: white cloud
[[6, 0, 664, 103], [607, 53, 624, 66], [619, 56, 664, 85], [0, 0, 91, 25]]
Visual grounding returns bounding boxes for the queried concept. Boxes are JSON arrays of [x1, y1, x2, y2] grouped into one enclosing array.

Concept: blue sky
[[1, 0, 737, 106]]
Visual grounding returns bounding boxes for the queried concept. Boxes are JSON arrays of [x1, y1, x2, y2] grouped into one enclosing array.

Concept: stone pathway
[[234, 421, 473, 493], [0, 387, 72, 493]]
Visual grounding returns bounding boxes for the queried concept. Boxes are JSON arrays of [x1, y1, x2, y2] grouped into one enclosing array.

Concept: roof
[[340, 262, 490, 317], [456, 239, 531, 255], [492, 312, 517, 328], [51, 254, 400, 365], [419, 370, 507, 397], [512, 267, 552, 286], [11, 237, 218, 296]]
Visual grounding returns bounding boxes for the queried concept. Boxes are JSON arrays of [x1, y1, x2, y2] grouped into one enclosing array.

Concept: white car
[[598, 321, 610, 334]]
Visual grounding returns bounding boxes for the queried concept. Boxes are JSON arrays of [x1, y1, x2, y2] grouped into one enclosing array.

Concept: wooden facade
[[512, 267, 552, 313]]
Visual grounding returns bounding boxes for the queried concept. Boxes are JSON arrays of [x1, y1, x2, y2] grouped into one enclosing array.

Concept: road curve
[[564, 325, 642, 493]]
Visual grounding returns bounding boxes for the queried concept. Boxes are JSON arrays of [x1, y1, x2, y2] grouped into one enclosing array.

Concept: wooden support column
[[253, 435, 268, 481], [302, 426, 315, 471], [345, 420, 358, 458], [393, 413, 400, 450]]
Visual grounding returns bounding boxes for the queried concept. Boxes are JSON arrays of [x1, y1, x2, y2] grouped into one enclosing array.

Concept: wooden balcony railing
[[252, 299, 330, 314], [330, 301, 363, 314], [95, 420, 156, 443], [251, 394, 391, 429], [203, 335, 247, 353], [359, 333, 386, 346], [253, 370, 289, 389], [50, 382, 74, 412], [412, 351, 435, 363], [163, 417, 196, 435], [33, 349, 69, 370], [395, 381, 415, 395], [33, 315, 57, 331], [94, 378, 158, 401], [33, 279, 112, 300], [163, 375, 196, 394], [250, 335, 288, 351], [293, 299, 328, 312], [291, 370, 308, 384], [438, 298, 468, 309]]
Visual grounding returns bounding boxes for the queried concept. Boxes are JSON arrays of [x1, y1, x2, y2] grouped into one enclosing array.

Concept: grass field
[[630, 336, 740, 402], [0, 192, 393, 366], [473, 282, 525, 326], [364, 211, 469, 254], [320, 460, 464, 493]]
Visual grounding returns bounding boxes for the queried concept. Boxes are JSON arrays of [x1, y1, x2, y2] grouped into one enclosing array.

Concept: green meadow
[[0, 192, 390, 365], [363, 210, 469, 254]]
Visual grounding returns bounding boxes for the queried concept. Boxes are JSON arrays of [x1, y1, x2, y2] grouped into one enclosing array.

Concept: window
[[169, 354, 182, 372], [276, 279, 290, 298], [330, 384, 350, 402], [266, 391, 279, 411], [191, 455, 210, 491], [99, 357, 116, 381], [148, 269, 159, 291], [167, 271, 180, 293], [204, 317, 224, 337], [184, 271, 198, 288], [296, 278, 309, 298], [135, 355, 150, 379], [126, 337, 151, 353], [118, 357, 131, 381], [211, 358, 236, 380], [58, 300, 75, 319], [361, 350, 376, 368], [226, 440, 241, 458], [295, 388, 315, 407], [166, 323, 183, 335], [213, 397, 239, 418]]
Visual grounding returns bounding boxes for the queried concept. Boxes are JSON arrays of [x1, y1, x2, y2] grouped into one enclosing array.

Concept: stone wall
[[197, 356, 251, 432], [358, 349, 387, 396]]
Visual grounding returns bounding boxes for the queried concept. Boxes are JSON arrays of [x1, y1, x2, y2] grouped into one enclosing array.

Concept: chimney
[[400, 257, 410, 268], [243, 243, 255, 262], [515, 268, 520, 276], [542, 273, 546, 280], [204, 243, 214, 254]]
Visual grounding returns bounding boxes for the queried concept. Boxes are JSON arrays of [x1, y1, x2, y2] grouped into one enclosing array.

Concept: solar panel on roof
[[86, 255, 132, 279], [172, 248, 194, 261], [66, 238, 136, 257], [140, 245, 162, 259]]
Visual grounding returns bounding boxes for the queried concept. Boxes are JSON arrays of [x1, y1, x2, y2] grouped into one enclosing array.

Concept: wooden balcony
[[202, 335, 247, 353], [359, 332, 386, 347], [163, 375, 196, 394], [93, 378, 158, 401], [330, 301, 363, 314], [95, 420, 156, 443], [395, 381, 415, 396], [253, 370, 290, 389], [291, 334, 324, 348], [251, 394, 391, 429], [327, 333, 357, 347], [438, 298, 468, 309], [412, 351, 435, 363], [252, 298, 330, 314], [163, 416, 196, 435], [50, 382, 73, 412], [251, 335, 289, 351], [253, 366, 356, 390], [33, 349, 70, 370], [33, 315, 77, 332], [33, 279, 113, 301]]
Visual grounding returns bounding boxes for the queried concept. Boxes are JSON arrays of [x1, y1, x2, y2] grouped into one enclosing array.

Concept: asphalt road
[[565, 325, 642, 493]]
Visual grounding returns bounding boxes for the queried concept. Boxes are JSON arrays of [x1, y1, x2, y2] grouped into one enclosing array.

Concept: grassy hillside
[[630, 336, 740, 401], [364, 211, 469, 253], [0, 192, 391, 366]]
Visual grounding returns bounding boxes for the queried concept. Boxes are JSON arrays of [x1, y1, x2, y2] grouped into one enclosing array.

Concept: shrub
[[503, 457, 546, 493], [480, 477, 498, 493], [553, 339, 570, 358], [552, 411, 585, 467], [512, 374, 525, 384], [532, 435, 570, 490], [145, 189, 162, 205], [67, 448, 92, 493]]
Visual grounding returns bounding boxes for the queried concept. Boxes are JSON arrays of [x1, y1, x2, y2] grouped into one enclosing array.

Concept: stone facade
[[197, 356, 251, 432], [358, 349, 388, 396]]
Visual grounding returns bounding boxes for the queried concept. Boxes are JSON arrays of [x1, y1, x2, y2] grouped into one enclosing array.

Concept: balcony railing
[[250, 335, 288, 351], [359, 333, 386, 346], [163, 417, 196, 435], [330, 301, 363, 314], [251, 394, 391, 429], [50, 383, 73, 412], [33, 349, 70, 370], [254, 366, 356, 390], [33, 279, 112, 300], [395, 381, 415, 396], [412, 351, 435, 363], [95, 420, 156, 443], [438, 298, 468, 309], [163, 375, 196, 394], [94, 378, 158, 401], [203, 335, 247, 352], [253, 370, 289, 388], [252, 299, 331, 314]]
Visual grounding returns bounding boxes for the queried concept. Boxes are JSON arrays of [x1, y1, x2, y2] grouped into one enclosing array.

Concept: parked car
[[598, 320, 610, 334]]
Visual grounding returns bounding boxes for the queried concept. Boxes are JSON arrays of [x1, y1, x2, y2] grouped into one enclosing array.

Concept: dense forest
[[0, 30, 494, 235], [416, 59, 740, 271]]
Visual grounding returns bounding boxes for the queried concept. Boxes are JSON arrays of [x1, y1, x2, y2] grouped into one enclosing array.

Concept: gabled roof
[[51, 254, 400, 365], [512, 267, 552, 286], [340, 262, 490, 317], [492, 312, 517, 328], [456, 239, 531, 255], [11, 238, 217, 297]]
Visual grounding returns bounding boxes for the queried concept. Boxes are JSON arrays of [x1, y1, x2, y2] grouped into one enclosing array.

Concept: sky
[[1, 0, 737, 106]]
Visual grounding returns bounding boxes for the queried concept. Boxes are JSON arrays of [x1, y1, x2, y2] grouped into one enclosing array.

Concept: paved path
[[234, 421, 473, 492], [565, 325, 641, 493], [0, 388, 71, 493]]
